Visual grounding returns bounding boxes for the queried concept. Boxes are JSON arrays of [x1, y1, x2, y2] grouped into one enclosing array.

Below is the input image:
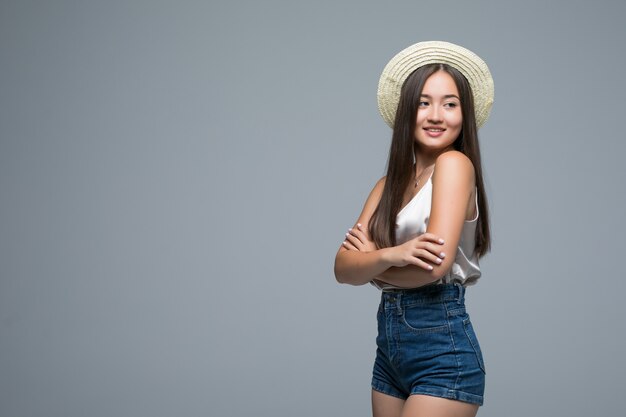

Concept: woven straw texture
[[377, 41, 494, 129]]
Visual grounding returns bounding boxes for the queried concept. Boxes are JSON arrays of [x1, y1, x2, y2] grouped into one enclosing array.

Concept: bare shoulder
[[430, 151, 478, 229], [435, 150, 474, 171], [373, 176, 386, 193], [433, 150, 475, 185], [363, 176, 386, 208], [356, 176, 386, 224]]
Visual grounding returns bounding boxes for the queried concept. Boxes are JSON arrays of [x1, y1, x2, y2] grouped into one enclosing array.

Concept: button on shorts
[[371, 283, 485, 405]]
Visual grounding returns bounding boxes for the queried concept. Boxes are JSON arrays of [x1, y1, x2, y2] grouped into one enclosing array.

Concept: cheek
[[415, 109, 426, 124], [453, 109, 463, 123], [450, 113, 463, 129]]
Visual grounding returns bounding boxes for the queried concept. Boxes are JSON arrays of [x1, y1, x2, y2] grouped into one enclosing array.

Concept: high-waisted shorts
[[371, 283, 485, 405]]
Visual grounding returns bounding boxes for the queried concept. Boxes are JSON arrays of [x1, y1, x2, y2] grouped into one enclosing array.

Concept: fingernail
[[439, 238, 445, 244], [440, 252, 446, 258], [348, 228, 352, 232], [428, 265, 434, 270], [435, 258, 442, 263], [357, 223, 362, 227], [346, 233, 349, 237]]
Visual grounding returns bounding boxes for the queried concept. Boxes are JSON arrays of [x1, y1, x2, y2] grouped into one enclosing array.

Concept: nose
[[428, 105, 442, 123]]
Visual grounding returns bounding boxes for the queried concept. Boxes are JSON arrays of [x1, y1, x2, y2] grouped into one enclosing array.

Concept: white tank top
[[373, 173, 481, 290]]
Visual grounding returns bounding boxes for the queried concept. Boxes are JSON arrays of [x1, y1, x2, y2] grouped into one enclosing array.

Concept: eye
[[418, 101, 429, 107], [444, 102, 458, 108]]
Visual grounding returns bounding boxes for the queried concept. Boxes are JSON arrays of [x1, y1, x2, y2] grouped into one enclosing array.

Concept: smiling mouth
[[424, 128, 446, 132]]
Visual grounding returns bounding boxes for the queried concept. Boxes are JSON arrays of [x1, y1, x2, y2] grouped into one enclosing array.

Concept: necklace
[[414, 165, 434, 188]]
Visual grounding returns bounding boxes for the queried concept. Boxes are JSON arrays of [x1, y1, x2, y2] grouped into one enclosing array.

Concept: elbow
[[334, 250, 354, 285], [333, 258, 348, 284], [333, 258, 359, 285], [333, 251, 371, 286], [334, 264, 353, 285]]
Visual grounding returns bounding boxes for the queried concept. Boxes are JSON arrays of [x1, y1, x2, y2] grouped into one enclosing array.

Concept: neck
[[414, 145, 454, 170], [414, 154, 436, 172]]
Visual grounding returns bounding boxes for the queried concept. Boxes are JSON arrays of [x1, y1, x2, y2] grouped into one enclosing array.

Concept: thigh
[[401, 394, 479, 417], [372, 389, 405, 417]]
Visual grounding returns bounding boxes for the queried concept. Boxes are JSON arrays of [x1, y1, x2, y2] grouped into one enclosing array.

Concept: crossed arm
[[333, 151, 475, 288]]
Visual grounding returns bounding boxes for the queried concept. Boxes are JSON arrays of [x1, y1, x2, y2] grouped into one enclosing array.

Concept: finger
[[357, 223, 374, 240], [342, 240, 358, 251], [413, 241, 446, 259], [408, 256, 436, 271], [424, 242, 446, 259], [348, 227, 367, 242], [414, 248, 444, 265], [420, 233, 445, 244], [345, 233, 364, 248]]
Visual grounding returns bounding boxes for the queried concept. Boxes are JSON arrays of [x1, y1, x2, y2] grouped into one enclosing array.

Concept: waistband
[[381, 283, 465, 306]]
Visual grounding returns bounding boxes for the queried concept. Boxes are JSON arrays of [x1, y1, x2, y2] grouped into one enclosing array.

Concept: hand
[[342, 223, 377, 252], [382, 233, 446, 271]]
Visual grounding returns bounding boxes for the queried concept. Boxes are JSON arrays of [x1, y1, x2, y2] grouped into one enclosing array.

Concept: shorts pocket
[[463, 317, 486, 374], [401, 304, 449, 335]]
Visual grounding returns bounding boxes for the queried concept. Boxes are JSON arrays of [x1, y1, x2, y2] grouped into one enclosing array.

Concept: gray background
[[2, 0, 625, 416]]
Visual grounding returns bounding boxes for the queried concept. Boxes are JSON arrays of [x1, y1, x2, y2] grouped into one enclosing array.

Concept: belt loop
[[396, 293, 403, 315], [456, 283, 464, 305]]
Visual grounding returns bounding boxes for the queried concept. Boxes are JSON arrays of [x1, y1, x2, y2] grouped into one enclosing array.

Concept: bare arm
[[374, 151, 476, 287], [334, 178, 445, 286], [334, 178, 391, 285]]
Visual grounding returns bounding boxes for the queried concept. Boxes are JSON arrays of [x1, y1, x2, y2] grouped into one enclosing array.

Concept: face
[[414, 70, 463, 154]]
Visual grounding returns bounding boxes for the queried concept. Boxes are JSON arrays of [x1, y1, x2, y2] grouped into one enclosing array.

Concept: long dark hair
[[368, 63, 491, 257]]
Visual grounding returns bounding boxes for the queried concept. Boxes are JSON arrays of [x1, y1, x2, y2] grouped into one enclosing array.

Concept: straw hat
[[377, 41, 494, 129]]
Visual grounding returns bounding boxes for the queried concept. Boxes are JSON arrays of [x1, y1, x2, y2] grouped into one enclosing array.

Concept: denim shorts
[[371, 283, 485, 405]]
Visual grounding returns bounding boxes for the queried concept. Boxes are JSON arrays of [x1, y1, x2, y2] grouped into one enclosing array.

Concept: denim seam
[[400, 297, 456, 308], [409, 385, 484, 406], [372, 378, 407, 400], [463, 317, 486, 374], [383, 308, 392, 367], [447, 307, 466, 317], [400, 318, 449, 335], [444, 302, 463, 392]]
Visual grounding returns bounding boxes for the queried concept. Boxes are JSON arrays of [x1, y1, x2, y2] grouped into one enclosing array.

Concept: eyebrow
[[420, 94, 460, 100]]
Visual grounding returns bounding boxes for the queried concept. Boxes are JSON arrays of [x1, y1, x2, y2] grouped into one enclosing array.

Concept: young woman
[[334, 41, 494, 417]]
